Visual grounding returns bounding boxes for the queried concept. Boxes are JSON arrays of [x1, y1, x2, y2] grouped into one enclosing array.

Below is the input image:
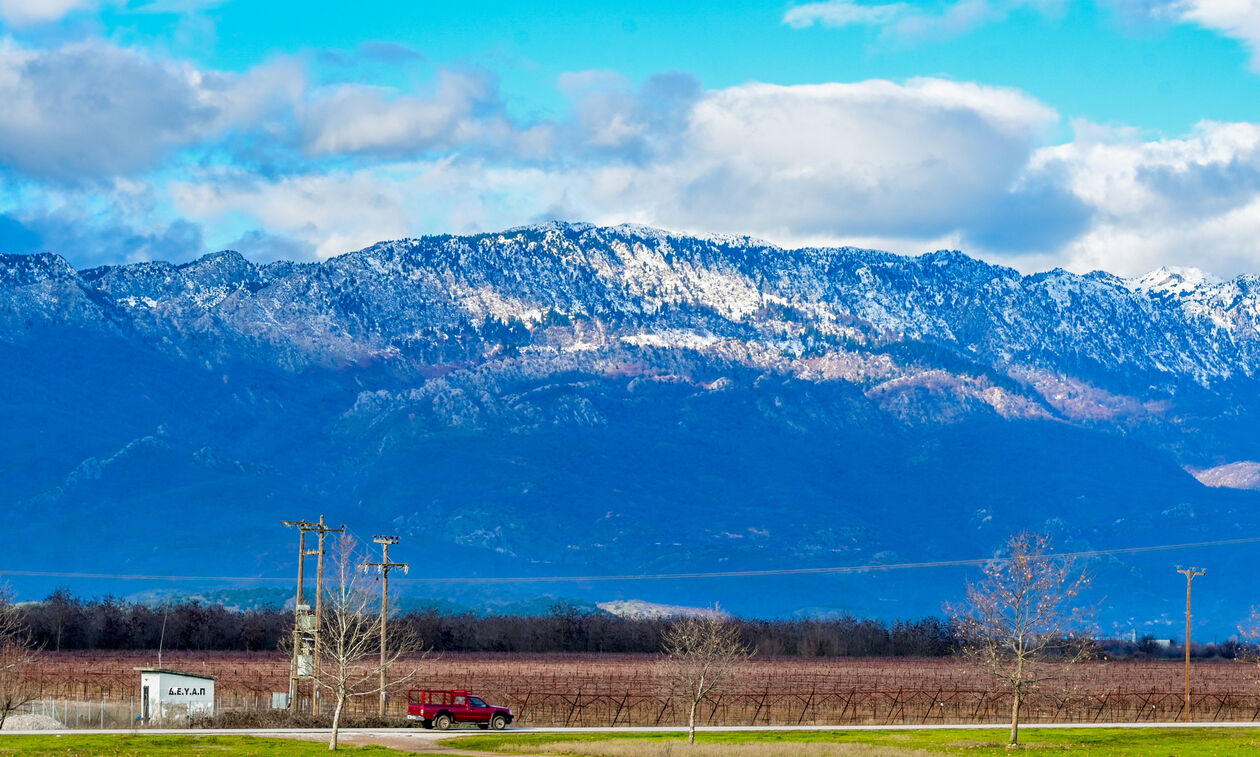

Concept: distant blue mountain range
[[4, 223, 1259, 636]]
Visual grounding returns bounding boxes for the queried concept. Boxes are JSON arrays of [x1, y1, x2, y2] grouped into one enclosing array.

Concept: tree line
[[14, 590, 956, 657], [11, 532, 1257, 750]]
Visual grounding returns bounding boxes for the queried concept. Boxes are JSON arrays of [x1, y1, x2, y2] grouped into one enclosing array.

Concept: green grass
[[446, 727, 1260, 755], [0, 734, 408, 756]]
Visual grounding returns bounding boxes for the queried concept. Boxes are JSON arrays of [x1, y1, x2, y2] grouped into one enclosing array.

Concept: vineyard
[[15, 651, 1260, 727]]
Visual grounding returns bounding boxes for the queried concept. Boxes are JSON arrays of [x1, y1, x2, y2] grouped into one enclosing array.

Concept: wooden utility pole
[[1176, 565, 1205, 722], [364, 535, 408, 718], [282, 516, 344, 715]]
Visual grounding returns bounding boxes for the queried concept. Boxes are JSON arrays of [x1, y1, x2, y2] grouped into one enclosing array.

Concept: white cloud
[[162, 74, 1260, 278], [169, 78, 1067, 260], [596, 79, 1059, 239], [171, 166, 419, 259], [783, 0, 909, 28], [169, 159, 585, 260], [0, 37, 551, 182], [0, 178, 207, 266], [0, 39, 303, 182], [1161, 0, 1260, 70], [555, 70, 701, 159], [1023, 119, 1260, 275], [890, 0, 1009, 41], [2, 35, 1259, 279], [0, 0, 98, 26], [199, 58, 305, 130], [127, 0, 227, 12], [0, 40, 212, 180], [783, 0, 1067, 42], [300, 70, 508, 158], [786, 0, 1260, 74]]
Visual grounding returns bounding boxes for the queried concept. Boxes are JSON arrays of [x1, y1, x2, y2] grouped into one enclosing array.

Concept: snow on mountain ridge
[[4, 224, 1260, 390], [9, 225, 1260, 626], [1123, 266, 1260, 343], [1127, 265, 1220, 295]]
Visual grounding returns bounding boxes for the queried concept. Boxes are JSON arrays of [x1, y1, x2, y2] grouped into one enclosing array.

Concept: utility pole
[[1176, 565, 1206, 722], [364, 535, 409, 718], [281, 519, 313, 714], [282, 516, 345, 716]]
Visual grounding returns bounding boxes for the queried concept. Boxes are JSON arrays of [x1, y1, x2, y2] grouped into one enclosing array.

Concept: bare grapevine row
[[20, 651, 1260, 726]]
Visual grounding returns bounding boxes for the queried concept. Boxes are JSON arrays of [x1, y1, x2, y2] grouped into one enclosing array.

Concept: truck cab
[[406, 688, 514, 730]]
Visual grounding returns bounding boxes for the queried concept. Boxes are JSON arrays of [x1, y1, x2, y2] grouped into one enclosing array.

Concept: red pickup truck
[[406, 689, 514, 730]]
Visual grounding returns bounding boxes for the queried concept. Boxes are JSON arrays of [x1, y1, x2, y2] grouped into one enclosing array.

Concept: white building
[[134, 668, 216, 723]]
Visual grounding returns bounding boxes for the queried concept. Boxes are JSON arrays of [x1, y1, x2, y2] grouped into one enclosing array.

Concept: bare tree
[[0, 586, 38, 729], [659, 607, 751, 745], [314, 536, 427, 750], [948, 532, 1093, 746], [1237, 607, 1260, 686]]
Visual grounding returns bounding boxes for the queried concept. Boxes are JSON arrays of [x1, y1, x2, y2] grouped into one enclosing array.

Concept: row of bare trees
[[0, 531, 1154, 748], [661, 532, 1093, 747], [4, 530, 1259, 749], [0, 531, 1133, 748], [266, 531, 1067, 750], [13, 594, 954, 656]]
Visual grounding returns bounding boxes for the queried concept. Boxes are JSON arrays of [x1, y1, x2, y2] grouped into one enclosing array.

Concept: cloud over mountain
[[1, 24, 1260, 276], [168, 77, 1074, 263]]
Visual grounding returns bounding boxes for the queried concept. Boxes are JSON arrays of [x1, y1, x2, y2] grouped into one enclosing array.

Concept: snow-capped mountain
[[3, 223, 1259, 630]]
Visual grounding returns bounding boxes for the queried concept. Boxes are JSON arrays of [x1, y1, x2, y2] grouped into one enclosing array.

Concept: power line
[[0, 570, 295, 582], [1, 535, 1258, 585], [410, 536, 1260, 584]]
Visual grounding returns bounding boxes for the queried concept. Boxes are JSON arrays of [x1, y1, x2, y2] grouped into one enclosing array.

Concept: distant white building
[[134, 668, 216, 723]]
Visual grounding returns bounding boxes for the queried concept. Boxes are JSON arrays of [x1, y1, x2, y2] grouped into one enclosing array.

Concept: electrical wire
[[1, 535, 1257, 585]]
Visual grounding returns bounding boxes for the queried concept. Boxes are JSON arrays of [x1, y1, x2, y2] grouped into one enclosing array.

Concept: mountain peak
[[178, 249, 253, 275], [1127, 265, 1219, 295], [0, 251, 77, 283], [918, 249, 974, 266], [194, 249, 248, 264], [503, 220, 596, 236]]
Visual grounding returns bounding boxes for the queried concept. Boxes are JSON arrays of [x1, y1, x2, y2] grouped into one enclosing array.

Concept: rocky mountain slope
[[3, 223, 1259, 632]]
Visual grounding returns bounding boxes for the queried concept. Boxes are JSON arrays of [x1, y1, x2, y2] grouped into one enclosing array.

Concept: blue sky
[[2, 0, 1260, 276]]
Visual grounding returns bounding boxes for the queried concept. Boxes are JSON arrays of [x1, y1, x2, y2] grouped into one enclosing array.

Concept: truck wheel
[[490, 713, 508, 730], [434, 714, 452, 730]]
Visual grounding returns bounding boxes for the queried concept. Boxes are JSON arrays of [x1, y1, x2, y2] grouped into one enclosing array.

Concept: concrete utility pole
[[281, 519, 313, 713], [364, 535, 409, 718], [1176, 565, 1206, 722], [282, 516, 344, 715], [312, 515, 344, 715]]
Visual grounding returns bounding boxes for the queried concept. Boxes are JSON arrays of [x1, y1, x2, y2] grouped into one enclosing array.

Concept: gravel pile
[[1, 713, 65, 730]]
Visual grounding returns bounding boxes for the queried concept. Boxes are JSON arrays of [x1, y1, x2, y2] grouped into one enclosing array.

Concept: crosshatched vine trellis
[[19, 651, 1260, 726]]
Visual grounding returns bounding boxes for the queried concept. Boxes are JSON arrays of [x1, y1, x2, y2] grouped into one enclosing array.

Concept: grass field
[[5, 728, 1260, 755], [0, 735, 409, 756], [447, 727, 1260, 755]]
